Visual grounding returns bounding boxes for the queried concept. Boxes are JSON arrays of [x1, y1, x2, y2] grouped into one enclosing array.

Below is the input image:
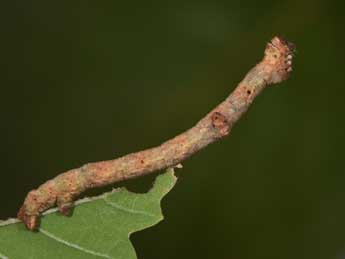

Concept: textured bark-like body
[[18, 37, 295, 230]]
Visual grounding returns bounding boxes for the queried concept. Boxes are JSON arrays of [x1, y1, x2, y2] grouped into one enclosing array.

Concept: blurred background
[[2, 0, 345, 258]]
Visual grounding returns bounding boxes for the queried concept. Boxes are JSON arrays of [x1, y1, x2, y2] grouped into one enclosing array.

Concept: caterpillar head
[[264, 36, 296, 84]]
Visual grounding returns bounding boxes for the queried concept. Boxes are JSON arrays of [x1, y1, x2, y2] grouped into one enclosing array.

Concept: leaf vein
[[104, 199, 155, 217], [39, 228, 114, 259]]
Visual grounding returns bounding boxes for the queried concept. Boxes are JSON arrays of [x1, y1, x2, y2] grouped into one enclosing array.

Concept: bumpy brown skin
[[18, 37, 295, 231]]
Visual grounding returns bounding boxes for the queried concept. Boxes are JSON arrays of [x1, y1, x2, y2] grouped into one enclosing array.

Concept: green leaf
[[0, 169, 177, 259]]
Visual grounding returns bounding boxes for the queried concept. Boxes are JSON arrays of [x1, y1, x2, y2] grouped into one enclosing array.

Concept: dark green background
[[2, 0, 345, 258]]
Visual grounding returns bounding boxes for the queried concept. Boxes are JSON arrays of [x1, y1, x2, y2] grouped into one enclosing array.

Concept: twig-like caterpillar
[[18, 36, 295, 231]]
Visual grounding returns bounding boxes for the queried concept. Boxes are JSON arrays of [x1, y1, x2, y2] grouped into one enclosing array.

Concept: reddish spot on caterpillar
[[211, 112, 229, 136]]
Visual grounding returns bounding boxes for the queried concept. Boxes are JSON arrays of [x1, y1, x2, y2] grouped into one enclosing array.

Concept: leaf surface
[[0, 169, 176, 259]]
